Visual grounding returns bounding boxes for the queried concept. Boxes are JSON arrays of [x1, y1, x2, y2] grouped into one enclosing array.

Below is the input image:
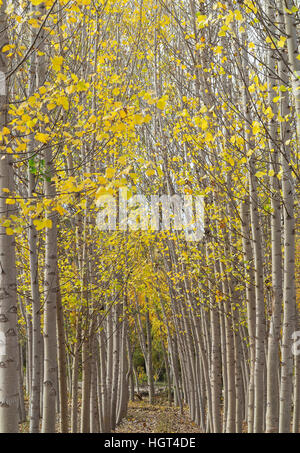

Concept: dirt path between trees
[[115, 398, 201, 433]]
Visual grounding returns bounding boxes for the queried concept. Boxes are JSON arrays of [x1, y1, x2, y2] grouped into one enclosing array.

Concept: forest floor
[[115, 396, 201, 433], [19, 392, 200, 433]]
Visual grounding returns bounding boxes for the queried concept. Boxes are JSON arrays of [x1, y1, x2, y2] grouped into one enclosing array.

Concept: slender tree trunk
[[110, 303, 121, 431], [266, 4, 282, 431], [37, 1, 58, 433], [90, 336, 100, 433], [18, 343, 26, 423], [71, 320, 81, 433], [0, 0, 19, 432], [27, 1, 41, 434], [279, 0, 298, 433], [56, 273, 68, 433], [81, 337, 91, 433], [145, 310, 155, 404]]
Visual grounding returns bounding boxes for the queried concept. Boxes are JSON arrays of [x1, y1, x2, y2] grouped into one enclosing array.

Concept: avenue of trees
[[0, 0, 299, 433]]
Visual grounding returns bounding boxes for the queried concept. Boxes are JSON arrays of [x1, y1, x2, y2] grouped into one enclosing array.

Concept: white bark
[[0, 0, 19, 433]]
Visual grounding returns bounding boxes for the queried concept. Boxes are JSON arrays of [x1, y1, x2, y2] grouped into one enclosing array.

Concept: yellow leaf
[[47, 103, 56, 111], [252, 121, 260, 135], [53, 205, 66, 216], [57, 96, 69, 111], [35, 132, 50, 143], [156, 96, 168, 110], [2, 127, 10, 135], [105, 168, 116, 179], [51, 56, 63, 72], [39, 86, 47, 95], [30, 0, 44, 5], [255, 171, 266, 178], [234, 10, 243, 21], [2, 44, 13, 53], [205, 131, 213, 142], [277, 36, 286, 48], [97, 176, 107, 184], [28, 96, 36, 107], [146, 169, 155, 176]]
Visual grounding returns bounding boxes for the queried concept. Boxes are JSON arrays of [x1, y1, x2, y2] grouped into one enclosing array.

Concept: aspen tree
[[0, 0, 19, 433], [38, 1, 58, 433], [266, 1, 282, 433]]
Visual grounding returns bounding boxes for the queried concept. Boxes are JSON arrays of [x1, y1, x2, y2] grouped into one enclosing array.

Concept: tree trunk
[[0, 0, 19, 433]]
